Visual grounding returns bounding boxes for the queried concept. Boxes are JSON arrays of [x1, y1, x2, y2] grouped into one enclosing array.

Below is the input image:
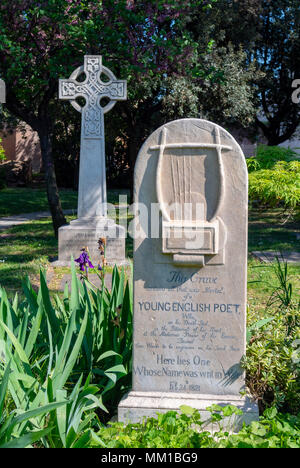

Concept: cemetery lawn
[[0, 202, 299, 298], [0, 187, 128, 217], [0, 188, 77, 217], [0, 188, 131, 292], [248, 207, 299, 252]]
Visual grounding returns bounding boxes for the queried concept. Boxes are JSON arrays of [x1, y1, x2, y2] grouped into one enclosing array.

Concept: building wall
[[0, 124, 42, 172]]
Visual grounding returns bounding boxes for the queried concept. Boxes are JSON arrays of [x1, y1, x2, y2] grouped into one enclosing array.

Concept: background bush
[[248, 145, 298, 171], [0, 139, 6, 191], [247, 146, 300, 218], [0, 138, 5, 163], [245, 259, 300, 414]]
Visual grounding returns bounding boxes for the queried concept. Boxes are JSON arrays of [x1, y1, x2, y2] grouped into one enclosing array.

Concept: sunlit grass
[[0, 198, 299, 298]]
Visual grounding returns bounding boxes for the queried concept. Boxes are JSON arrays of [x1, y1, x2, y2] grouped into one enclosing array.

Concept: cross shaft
[[59, 55, 127, 218]]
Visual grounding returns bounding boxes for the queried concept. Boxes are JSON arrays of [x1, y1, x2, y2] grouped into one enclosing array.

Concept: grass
[[0, 187, 129, 217], [247, 257, 299, 317], [0, 188, 77, 217], [248, 206, 299, 253], [0, 189, 299, 301]]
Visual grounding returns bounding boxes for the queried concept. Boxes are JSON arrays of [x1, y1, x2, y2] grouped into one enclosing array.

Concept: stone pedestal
[[118, 392, 258, 432], [55, 217, 127, 266]]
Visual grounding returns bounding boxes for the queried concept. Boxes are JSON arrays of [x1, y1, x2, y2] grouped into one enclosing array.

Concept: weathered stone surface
[[57, 55, 127, 265], [119, 392, 257, 432], [57, 218, 127, 266], [118, 118, 258, 427]]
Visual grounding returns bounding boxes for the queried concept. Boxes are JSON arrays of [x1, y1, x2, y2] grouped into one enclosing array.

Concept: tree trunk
[[127, 133, 141, 203], [38, 127, 67, 237], [256, 116, 300, 146]]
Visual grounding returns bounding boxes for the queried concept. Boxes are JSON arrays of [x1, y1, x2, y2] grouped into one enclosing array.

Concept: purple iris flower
[[75, 251, 94, 272]]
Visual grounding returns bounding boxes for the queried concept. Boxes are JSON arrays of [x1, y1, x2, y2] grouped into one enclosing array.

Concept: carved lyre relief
[[150, 125, 230, 267]]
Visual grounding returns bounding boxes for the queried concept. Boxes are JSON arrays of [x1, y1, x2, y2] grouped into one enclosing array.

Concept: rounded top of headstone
[[134, 118, 248, 197], [136, 118, 246, 165]]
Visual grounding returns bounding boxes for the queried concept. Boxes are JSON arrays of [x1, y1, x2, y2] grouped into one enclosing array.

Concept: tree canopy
[[0, 0, 298, 232], [0, 0, 216, 233]]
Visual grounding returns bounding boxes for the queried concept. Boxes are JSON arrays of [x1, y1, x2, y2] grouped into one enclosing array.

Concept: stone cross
[[0, 79, 6, 104], [59, 55, 127, 219]]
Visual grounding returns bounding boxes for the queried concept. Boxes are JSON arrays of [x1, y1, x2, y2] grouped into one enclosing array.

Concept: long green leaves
[[0, 259, 133, 447]]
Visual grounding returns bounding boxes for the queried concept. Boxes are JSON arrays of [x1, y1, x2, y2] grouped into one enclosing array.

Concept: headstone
[[118, 119, 258, 429], [0, 79, 5, 104], [56, 55, 127, 265]]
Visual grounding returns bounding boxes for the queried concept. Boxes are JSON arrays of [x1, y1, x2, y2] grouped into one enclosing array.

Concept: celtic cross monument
[[56, 55, 127, 265]]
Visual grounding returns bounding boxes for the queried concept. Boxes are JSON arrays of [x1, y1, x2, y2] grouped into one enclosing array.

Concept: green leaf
[[24, 303, 44, 358], [0, 361, 10, 417], [250, 422, 267, 437], [179, 405, 195, 416], [0, 320, 30, 365], [0, 427, 53, 449], [56, 306, 88, 389], [71, 430, 92, 448], [263, 407, 278, 420]]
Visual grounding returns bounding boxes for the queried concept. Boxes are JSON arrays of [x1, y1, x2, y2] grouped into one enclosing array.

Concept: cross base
[[54, 218, 128, 267]]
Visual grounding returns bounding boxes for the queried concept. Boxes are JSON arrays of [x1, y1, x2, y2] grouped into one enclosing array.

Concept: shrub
[[247, 145, 298, 172], [244, 310, 300, 414], [246, 145, 300, 217], [0, 260, 133, 447], [96, 406, 300, 448], [247, 160, 300, 216], [222, 407, 300, 448], [244, 259, 300, 414]]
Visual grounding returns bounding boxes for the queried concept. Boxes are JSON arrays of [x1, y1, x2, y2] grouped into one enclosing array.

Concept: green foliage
[[0, 138, 6, 191], [96, 406, 300, 448], [0, 260, 133, 447], [222, 408, 300, 448], [244, 311, 300, 414], [0, 138, 5, 163], [266, 256, 298, 311], [97, 405, 242, 448], [247, 145, 298, 171], [244, 259, 300, 414], [0, 362, 66, 448], [247, 159, 300, 213]]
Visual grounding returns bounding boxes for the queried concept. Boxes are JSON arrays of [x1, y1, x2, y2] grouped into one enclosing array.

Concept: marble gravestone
[[57, 56, 127, 265], [118, 119, 258, 428], [0, 79, 5, 104]]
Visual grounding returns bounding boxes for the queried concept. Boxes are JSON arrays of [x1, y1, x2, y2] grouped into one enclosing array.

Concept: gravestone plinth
[[56, 56, 127, 266], [118, 119, 258, 429], [58, 218, 126, 266]]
